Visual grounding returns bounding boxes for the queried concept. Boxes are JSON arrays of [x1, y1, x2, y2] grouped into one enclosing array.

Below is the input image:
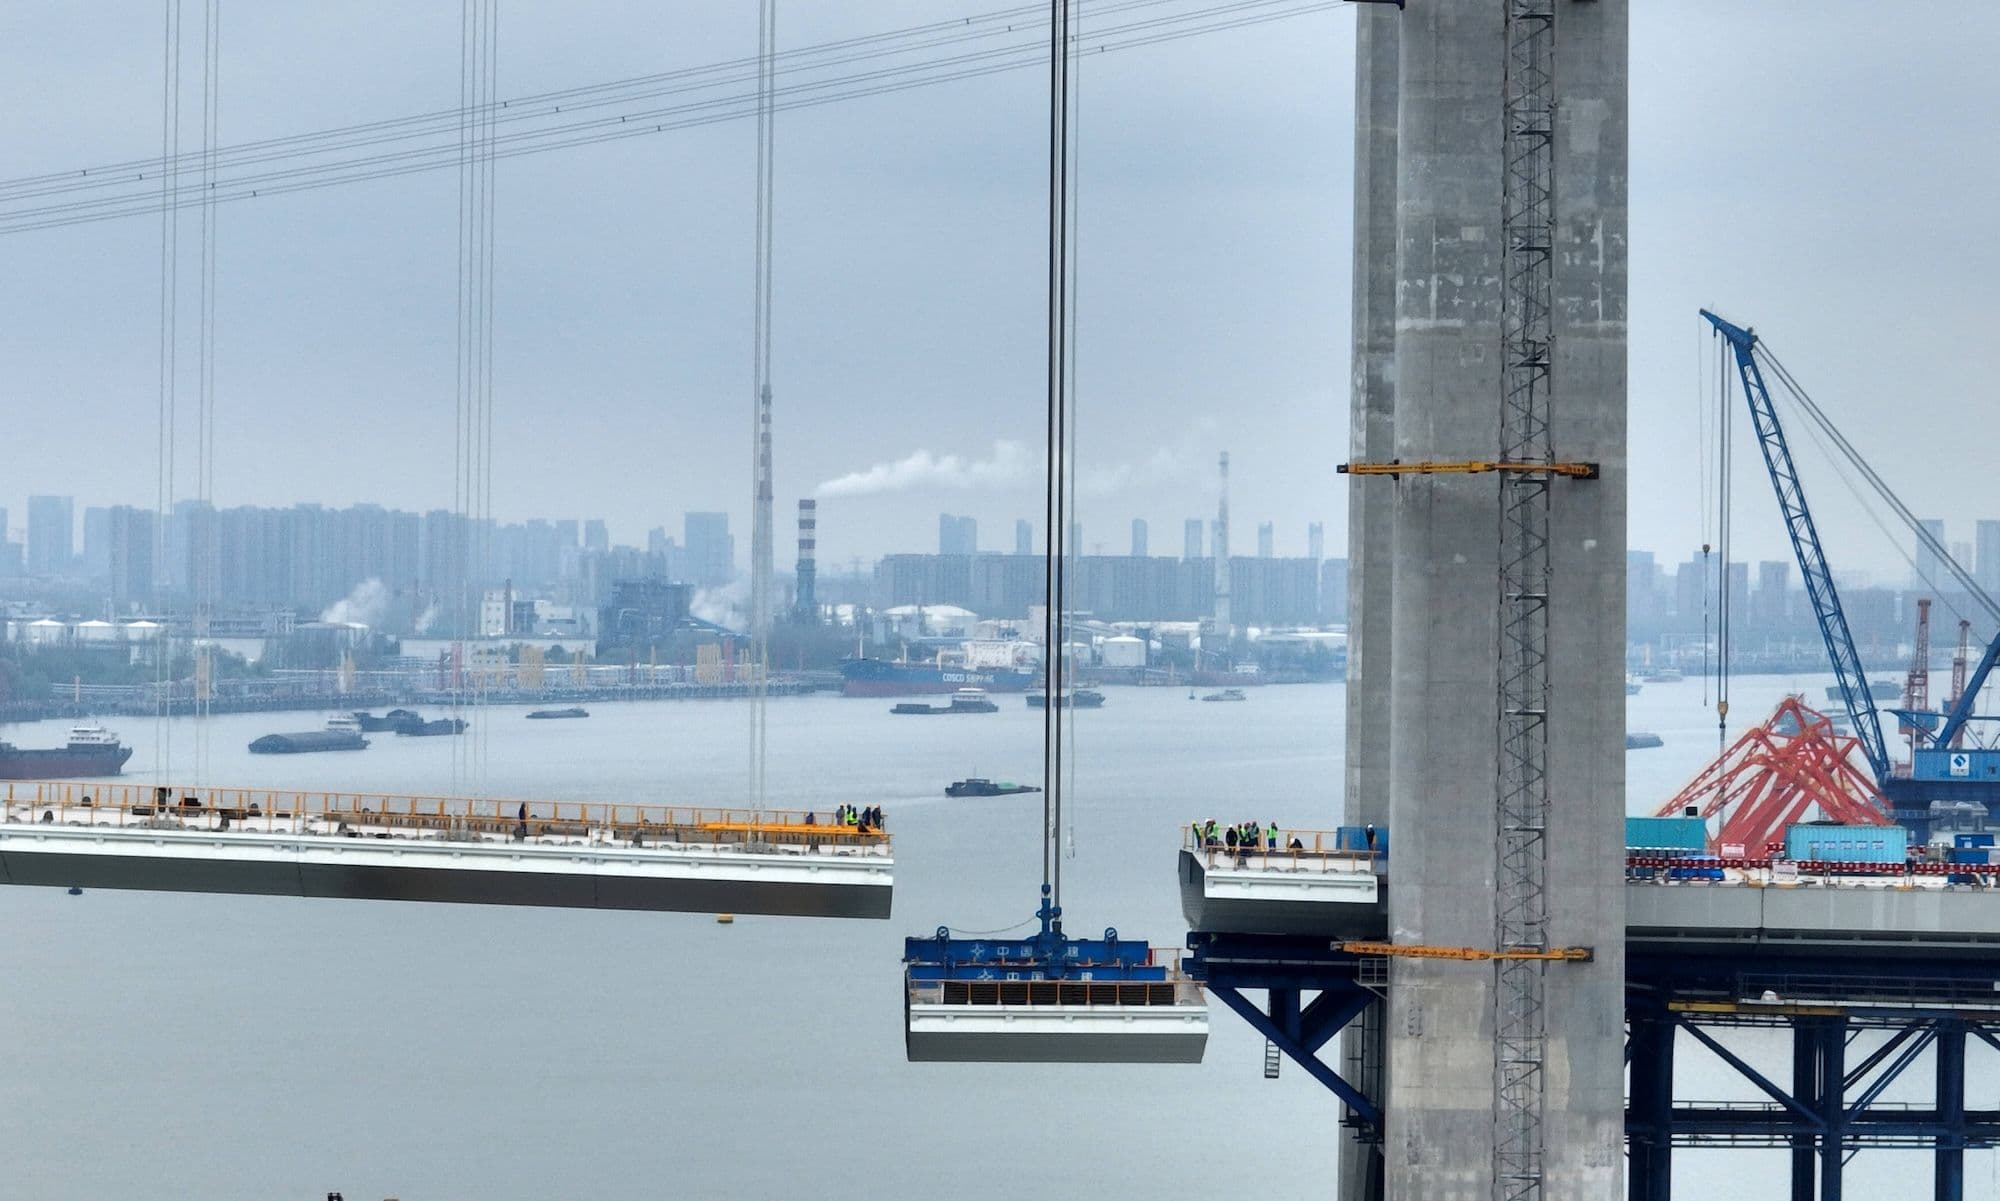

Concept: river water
[[2, 675, 1995, 1198]]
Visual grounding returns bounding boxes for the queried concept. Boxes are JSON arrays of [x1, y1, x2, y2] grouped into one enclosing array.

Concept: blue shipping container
[[1784, 824, 1908, 864], [1625, 816, 1708, 854]]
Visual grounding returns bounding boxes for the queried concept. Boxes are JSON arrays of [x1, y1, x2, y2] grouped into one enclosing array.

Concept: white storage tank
[[1101, 634, 1146, 669]]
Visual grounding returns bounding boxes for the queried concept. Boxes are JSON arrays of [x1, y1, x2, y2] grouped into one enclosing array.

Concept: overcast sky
[[2, 2, 1996, 581]]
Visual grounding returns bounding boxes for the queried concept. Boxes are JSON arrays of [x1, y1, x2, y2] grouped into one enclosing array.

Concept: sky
[[1, 2, 1997, 580]]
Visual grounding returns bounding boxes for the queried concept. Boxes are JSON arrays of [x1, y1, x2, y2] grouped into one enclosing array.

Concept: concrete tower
[[1339, 11, 1400, 1196], [1367, 3, 1627, 1198]]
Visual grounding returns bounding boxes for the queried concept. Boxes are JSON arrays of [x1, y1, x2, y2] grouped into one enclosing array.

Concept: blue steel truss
[[1189, 931, 2000, 1201]]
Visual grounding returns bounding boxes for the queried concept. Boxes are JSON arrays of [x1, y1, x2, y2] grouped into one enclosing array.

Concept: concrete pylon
[[1377, 2, 1627, 1198], [1339, 5, 1398, 1199]]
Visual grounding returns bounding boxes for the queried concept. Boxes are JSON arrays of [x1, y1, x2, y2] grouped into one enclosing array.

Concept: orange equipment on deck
[[1654, 695, 1893, 853]]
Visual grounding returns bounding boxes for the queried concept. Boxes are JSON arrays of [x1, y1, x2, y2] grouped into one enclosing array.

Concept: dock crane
[[1702, 310, 2000, 832]]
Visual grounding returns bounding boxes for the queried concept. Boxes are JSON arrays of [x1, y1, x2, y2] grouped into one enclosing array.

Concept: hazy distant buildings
[[81, 506, 112, 578], [584, 519, 609, 554], [874, 549, 1322, 625], [106, 505, 154, 604], [27, 494, 72, 577], [1979, 520, 2000, 594], [684, 512, 733, 589], [1257, 522, 1274, 559], [1183, 519, 1202, 560], [938, 513, 977, 556], [1130, 518, 1148, 558], [1916, 518, 1946, 589], [1308, 521, 1324, 562], [1014, 519, 1032, 555]]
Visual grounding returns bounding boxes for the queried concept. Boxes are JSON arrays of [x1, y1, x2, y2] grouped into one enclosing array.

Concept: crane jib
[[1699, 309, 1892, 784]]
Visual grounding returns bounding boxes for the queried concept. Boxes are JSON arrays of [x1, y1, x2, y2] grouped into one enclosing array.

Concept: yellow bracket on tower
[[1336, 459, 1600, 480], [1341, 941, 1594, 963]]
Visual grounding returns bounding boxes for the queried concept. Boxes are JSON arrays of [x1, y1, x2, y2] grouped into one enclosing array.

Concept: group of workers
[[804, 804, 885, 833], [1197, 818, 1299, 855]]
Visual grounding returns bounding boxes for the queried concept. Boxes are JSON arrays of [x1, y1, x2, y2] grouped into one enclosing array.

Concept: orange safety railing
[[1180, 823, 1380, 873], [0, 781, 891, 852]]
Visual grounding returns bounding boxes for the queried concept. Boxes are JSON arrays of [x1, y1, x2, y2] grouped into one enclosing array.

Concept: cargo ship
[[0, 723, 134, 779], [249, 714, 370, 755], [841, 641, 1039, 697]]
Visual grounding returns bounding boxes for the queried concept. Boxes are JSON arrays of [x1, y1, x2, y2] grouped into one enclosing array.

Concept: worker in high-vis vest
[[1267, 822, 1279, 852], [844, 806, 857, 827]]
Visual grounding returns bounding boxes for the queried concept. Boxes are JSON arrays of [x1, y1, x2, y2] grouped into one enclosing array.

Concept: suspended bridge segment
[[0, 782, 891, 919]]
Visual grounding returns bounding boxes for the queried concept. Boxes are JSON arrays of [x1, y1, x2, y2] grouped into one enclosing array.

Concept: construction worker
[[1267, 821, 1279, 852], [844, 806, 858, 828]]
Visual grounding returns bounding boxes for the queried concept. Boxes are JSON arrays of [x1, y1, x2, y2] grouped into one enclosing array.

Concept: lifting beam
[[1341, 941, 1593, 963], [1336, 459, 1599, 479]]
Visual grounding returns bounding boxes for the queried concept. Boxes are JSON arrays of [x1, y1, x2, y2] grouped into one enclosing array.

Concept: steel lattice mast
[[1494, 1, 1558, 1197]]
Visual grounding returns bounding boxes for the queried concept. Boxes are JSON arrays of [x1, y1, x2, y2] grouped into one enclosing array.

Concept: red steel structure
[[1949, 618, 1972, 748], [1655, 695, 1892, 853], [1901, 598, 1931, 737]]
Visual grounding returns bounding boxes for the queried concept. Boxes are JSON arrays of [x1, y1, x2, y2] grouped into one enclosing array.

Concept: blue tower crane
[[1702, 310, 2000, 830]]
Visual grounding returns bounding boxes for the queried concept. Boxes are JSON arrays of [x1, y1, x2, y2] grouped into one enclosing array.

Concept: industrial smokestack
[[1214, 451, 1231, 643], [795, 498, 818, 624], [751, 384, 774, 639]]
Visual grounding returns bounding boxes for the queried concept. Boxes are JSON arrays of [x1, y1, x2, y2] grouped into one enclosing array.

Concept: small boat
[[892, 688, 1000, 716], [1027, 689, 1106, 710], [396, 718, 468, 737], [1648, 668, 1684, 683], [1625, 731, 1664, 750], [1200, 688, 1247, 703], [1625, 676, 1643, 696], [526, 707, 590, 720], [945, 778, 1043, 798]]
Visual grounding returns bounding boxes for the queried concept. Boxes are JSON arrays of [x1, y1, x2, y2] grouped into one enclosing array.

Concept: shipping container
[[1783, 823, 1908, 864], [1625, 816, 1708, 854]]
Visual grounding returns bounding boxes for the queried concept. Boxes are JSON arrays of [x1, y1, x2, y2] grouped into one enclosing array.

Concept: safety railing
[[1182, 824, 1381, 874], [1622, 854, 2000, 887], [907, 970, 1204, 1009], [0, 781, 891, 855]]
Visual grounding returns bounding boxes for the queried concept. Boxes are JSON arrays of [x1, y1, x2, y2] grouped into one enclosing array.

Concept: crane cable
[[1040, 0, 1074, 910], [1757, 342, 2000, 626], [153, 0, 182, 791], [1715, 329, 1732, 753]]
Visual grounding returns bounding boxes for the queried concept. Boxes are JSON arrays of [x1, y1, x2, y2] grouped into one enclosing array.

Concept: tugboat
[[0, 722, 135, 779], [526, 707, 589, 720], [945, 778, 1043, 798], [1200, 688, 1248, 703], [892, 688, 1000, 716], [1625, 731, 1664, 750], [1026, 689, 1106, 710]]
